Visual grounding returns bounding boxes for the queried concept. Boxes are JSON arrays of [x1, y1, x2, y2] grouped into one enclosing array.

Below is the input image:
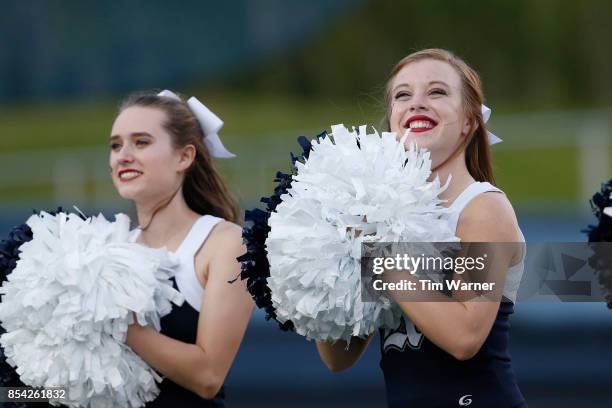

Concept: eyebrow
[[392, 80, 450, 93], [109, 132, 154, 141]]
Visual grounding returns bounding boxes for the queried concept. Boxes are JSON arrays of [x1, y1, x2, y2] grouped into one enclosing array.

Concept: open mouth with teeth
[[118, 169, 143, 182], [404, 115, 438, 133]]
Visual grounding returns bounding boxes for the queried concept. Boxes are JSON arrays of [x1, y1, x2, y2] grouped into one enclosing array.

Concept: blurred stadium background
[[0, 1, 610, 407]]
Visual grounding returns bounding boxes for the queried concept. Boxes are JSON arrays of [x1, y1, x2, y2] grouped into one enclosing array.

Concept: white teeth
[[119, 171, 142, 180], [409, 120, 435, 129]]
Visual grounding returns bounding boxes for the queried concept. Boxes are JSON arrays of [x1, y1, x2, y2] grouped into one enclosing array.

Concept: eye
[[135, 139, 150, 147], [429, 88, 447, 96], [110, 142, 121, 151], [394, 91, 411, 100]]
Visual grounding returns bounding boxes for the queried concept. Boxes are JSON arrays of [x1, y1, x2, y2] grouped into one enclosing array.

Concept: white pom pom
[[0, 212, 184, 407], [266, 125, 458, 342]]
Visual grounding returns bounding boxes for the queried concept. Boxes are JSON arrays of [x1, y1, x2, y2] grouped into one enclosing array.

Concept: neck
[[135, 189, 200, 248], [429, 151, 475, 207]]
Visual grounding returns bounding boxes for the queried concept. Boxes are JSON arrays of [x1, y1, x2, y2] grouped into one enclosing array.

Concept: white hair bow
[[481, 104, 502, 145], [157, 90, 236, 158]]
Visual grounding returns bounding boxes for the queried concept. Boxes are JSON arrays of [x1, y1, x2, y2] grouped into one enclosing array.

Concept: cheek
[[390, 101, 404, 117], [389, 102, 404, 132], [109, 155, 121, 184], [141, 149, 180, 182], [140, 145, 174, 167], [438, 98, 463, 120], [435, 99, 457, 115], [109, 153, 118, 169], [432, 104, 464, 132]]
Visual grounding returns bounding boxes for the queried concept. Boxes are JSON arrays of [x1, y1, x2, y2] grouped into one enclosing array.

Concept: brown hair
[[119, 91, 241, 223], [384, 49, 495, 184]]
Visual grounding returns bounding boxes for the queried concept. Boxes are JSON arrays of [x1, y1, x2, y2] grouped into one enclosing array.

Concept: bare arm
[[388, 193, 522, 360], [126, 222, 254, 399], [316, 334, 374, 372]]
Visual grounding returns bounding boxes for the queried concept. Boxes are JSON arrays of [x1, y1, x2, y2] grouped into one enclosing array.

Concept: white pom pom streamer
[[0, 212, 184, 407], [266, 125, 458, 342]]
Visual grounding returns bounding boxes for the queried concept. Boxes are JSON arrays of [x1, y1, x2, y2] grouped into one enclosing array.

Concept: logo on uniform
[[382, 316, 424, 352], [458, 394, 473, 406]]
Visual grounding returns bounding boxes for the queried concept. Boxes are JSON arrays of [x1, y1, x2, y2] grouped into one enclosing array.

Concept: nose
[[118, 152, 135, 165], [409, 92, 428, 112], [112, 144, 135, 167]]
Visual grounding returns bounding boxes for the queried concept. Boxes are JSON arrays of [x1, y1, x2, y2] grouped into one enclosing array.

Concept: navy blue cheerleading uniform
[[379, 182, 527, 407], [147, 278, 225, 407], [132, 215, 227, 408]]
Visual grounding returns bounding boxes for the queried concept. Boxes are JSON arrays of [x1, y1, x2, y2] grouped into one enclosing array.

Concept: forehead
[[111, 106, 167, 135], [392, 59, 461, 89]]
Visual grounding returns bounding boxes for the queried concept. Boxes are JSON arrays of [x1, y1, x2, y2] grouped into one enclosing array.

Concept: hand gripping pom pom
[[0, 211, 184, 407], [240, 125, 459, 342]]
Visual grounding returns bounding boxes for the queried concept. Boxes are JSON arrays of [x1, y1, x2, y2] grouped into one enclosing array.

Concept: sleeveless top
[[131, 215, 226, 407], [379, 182, 527, 407]]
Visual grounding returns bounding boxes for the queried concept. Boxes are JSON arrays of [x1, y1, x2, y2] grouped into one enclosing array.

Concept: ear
[[461, 115, 475, 138], [177, 144, 196, 172]]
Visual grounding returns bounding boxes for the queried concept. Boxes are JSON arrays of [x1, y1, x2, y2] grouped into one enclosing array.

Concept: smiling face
[[109, 106, 192, 204], [388, 59, 473, 167]]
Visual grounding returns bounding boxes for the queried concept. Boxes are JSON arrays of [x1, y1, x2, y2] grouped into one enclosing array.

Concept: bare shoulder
[[209, 221, 243, 240], [195, 221, 244, 285], [457, 191, 521, 242], [205, 221, 245, 255]]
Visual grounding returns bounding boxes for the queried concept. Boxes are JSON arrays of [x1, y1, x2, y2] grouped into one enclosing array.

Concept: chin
[[115, 187, 141, 201], [407, 128, 445, 150]]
